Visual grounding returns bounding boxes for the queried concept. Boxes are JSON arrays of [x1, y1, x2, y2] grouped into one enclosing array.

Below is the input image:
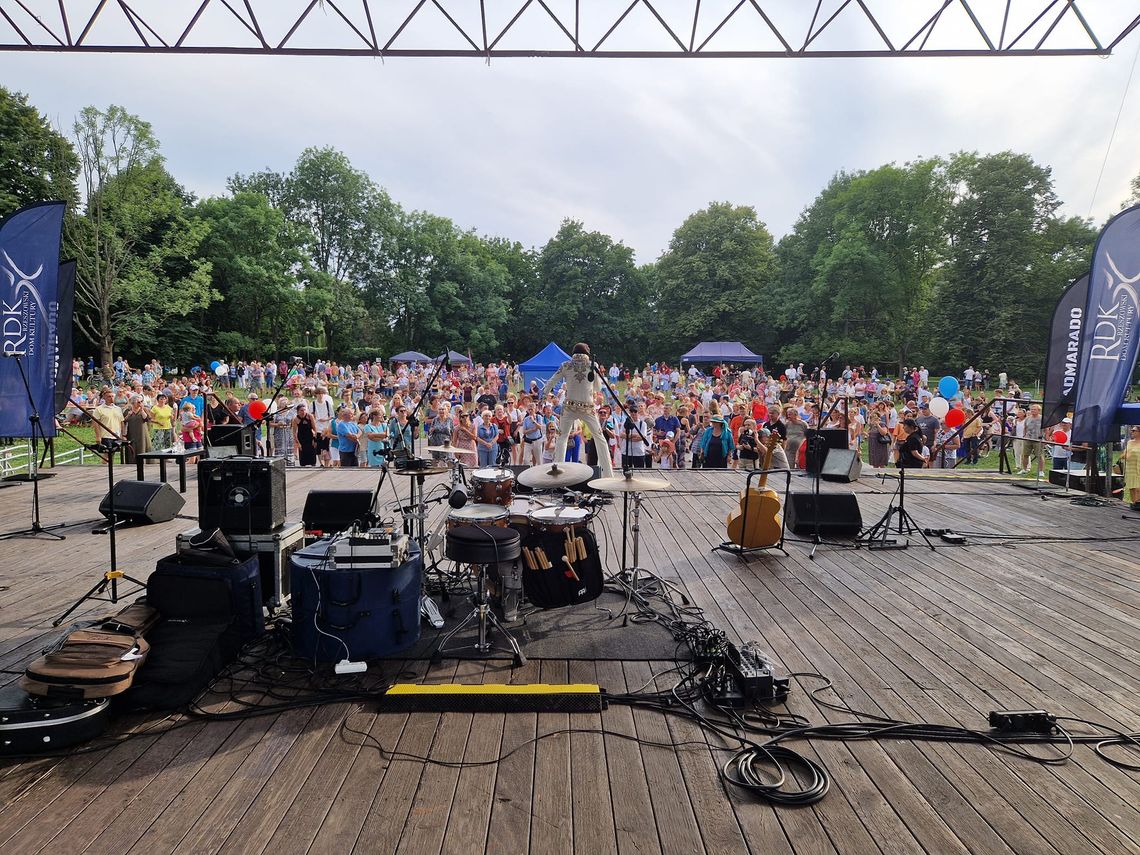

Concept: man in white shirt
[[311, 386, 336, 466]]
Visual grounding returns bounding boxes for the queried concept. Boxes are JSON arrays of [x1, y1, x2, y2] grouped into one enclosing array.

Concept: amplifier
[[332, 529, 409, 570], [198, 458, 286, 534], [785, 491, 863, 537]]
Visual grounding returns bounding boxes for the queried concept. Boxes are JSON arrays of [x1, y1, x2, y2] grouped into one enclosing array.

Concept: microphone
[[0, 350, 27, 358], [830, 352, 840, 360], [448, 482, 468, 509]]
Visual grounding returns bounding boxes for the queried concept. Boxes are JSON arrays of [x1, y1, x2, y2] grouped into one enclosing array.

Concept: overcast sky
[[3, 1, 1139, 262]]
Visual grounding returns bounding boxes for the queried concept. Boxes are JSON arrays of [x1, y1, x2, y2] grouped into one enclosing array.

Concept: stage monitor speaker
[[820, 448, 862, 483], [785, 492, 862, 537], [100, 480, 185, 525], [804, 429, 849, 474], [206, 425, 254, 457], [301, 489, 377, 534], [198, 458, 286, 534]]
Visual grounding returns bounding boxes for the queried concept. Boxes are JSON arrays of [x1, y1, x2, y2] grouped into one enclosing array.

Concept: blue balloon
[[210, 360, 220, 371], [938, 375, 960, 399]]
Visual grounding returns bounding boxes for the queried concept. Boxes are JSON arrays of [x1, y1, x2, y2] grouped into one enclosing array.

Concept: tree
[[532, 220, 649, 364], [68, 105, 216, 369], [195, 192, 308, 357], [0, 87, 78, 219], [932, 151, 1096, 379], [654, 203, 777, 358], [1128, 170, 1140, 208]]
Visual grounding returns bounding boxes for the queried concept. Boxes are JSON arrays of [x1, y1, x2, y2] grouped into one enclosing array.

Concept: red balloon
[[248, 400, 268, 420], [755, 404, 769, 421], [1052, 430, 1067, 443], [944, 408, 965, 428]]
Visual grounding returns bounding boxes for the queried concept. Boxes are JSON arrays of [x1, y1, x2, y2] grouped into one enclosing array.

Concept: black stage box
[[198, 457, 286, 534]]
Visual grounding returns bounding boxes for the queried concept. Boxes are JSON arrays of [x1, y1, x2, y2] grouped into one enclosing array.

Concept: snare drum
[[527, 506, 590, 535], [446, 504, 509, 530], [507, 496, 551, 527], [471, 467, 514, 506]]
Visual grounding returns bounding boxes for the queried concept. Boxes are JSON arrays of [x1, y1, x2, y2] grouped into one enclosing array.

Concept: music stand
[[0, 352, 66, 541]]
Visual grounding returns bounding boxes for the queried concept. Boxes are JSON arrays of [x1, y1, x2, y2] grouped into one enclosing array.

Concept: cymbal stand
[[854, 469, 934, 551]]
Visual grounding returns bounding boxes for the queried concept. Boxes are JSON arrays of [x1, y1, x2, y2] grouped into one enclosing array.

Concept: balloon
[[190, 365, 201, 374], [215, 365, 227, 377], [755, 404, 769, 421], [929, 397, 950, 418], [1052, 430, 1067, 443], [938, 375, 960, 399], [210, 360, 220, 371], [248, 400, 268, 420], [945, 408, 965, 428]]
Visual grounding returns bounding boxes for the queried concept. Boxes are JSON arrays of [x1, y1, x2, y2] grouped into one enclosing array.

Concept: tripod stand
[[854, 469, 934, 551], [52, 434, 147, 626], [0, 352, 66, 541]]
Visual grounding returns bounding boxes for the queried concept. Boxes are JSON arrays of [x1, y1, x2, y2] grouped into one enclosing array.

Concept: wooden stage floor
[[0, 464, 1137, 854]]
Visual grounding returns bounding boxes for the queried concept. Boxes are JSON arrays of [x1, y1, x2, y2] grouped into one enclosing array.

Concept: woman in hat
[[1121, 425, 1140, 510], [696, 415, 735, 469]]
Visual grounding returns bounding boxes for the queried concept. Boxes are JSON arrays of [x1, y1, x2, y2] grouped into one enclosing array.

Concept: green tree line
[[3, 87, 1128, 380]]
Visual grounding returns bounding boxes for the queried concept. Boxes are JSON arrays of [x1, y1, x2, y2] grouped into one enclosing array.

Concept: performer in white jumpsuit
[[545, 343, 615, 478]]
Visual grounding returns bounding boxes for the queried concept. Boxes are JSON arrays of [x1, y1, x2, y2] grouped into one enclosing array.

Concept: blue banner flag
[[0, 202, 65, 438], [1041, 274, 1089, 428], [1072, 204, 1140, 444]]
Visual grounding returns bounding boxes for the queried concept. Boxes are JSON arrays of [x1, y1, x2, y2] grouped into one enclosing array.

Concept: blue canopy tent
[[388, 350, 432, 364], [680, 341, 763, 364], [519, 341, 570, 390], [434, 350, 472, 365]]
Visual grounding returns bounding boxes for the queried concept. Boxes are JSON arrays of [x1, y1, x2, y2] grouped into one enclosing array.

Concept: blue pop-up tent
[[519, 341, 570, 390]]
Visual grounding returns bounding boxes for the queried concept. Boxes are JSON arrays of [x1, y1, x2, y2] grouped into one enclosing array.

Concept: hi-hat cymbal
[[517, 461, 594, 489], [425, 444, 468, 454], [588, 473, 672, 493]]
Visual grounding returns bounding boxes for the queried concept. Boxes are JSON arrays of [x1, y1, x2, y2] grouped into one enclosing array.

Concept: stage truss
[[0, 1, 1136, 58]]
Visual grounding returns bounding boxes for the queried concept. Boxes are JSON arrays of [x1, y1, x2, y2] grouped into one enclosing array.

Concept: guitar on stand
[[723, 433, 785, 552]]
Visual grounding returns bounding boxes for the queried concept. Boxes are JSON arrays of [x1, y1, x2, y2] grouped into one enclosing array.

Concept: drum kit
[[401, 451, 670, 666]]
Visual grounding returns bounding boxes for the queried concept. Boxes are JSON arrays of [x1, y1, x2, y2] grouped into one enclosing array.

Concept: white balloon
[[929, 397, 950, 418], [215, 365, 227, 377]]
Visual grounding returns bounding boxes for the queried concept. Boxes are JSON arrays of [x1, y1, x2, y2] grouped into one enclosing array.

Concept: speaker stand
[[854, 469, 934, 551], [54, 438, 146, 626]]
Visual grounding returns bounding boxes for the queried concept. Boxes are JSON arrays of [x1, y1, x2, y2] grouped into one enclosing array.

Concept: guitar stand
[[854, 469, 935, 551], [714, 468, 792, 558]]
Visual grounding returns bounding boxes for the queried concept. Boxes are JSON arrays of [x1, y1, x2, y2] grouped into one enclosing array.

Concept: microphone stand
[[0, 352, 67, 540], [53, 402, 147, 626], [808, 353, 840, 559]]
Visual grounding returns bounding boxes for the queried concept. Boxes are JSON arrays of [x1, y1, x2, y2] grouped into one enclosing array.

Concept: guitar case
[[0, 684, 111, 755], [520, 528, 604, 609]]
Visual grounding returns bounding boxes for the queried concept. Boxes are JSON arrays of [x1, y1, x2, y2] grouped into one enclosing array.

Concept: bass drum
[[446, 504, 509, 530], [470, 468, 514, 506]]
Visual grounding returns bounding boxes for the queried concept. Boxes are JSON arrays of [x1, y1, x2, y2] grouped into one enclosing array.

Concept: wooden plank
[[567, 659, 618, 854], [529, 659, 573, 854], [483, 658, 541, 854]]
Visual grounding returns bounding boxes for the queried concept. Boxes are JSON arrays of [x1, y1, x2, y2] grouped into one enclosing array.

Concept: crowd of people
[[63, 354, 1095, 481]]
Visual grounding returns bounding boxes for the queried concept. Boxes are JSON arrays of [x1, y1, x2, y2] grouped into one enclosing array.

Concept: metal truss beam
[[0, 1, 1136, 58]]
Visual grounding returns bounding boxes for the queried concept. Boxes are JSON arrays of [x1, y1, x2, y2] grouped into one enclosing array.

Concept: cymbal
[[517, 461, 594, 489], [588, 473, 673, 493], [391, 463, 449, 476], [425, 444, 468, 454]]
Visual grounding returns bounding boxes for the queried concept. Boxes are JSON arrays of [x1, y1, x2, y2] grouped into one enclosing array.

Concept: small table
[[135, 449, 198, 493]]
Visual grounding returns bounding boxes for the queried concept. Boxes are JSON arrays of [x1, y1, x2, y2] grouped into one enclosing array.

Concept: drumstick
[[562, 555, 580, 581], [576, 536, 587, 561]]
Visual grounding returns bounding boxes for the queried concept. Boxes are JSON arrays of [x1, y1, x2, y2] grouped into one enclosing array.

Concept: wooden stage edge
[[0, 464, 1137, 855]]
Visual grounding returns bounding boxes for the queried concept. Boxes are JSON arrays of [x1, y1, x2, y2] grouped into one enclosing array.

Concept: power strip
[[988, 709, 1056, 734], [335, 659, 367, 675]]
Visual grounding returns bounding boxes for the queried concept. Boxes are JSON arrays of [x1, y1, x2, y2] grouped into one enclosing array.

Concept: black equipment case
[[0, 684, 111, 754], [290, 539, 422, 661], [149, 552, 265, 644]]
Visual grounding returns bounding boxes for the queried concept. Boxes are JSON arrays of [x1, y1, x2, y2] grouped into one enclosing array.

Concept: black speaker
[[804, 429, 849, 473], [198, 458, 286, 534], [820, 448, 862, 483], [785, 492, 862, 537], [301, 489, 377, 534], [100, 480, 185, 525], [207, 425, 254, 457]]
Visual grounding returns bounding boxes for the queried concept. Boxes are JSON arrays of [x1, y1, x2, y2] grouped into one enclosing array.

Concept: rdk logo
[[3, 250, 47, 356], [1089, 252, 1139, 362]]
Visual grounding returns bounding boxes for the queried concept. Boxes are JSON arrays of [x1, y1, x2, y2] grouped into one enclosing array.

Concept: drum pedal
[[421, 596, 445, 628]]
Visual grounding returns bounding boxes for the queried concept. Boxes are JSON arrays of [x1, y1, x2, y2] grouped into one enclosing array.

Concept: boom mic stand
[[53, 406, 147, 626], [0, 351, 67, 541]]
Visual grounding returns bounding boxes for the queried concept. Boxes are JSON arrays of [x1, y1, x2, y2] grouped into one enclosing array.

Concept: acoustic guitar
[[725, 433, 782, 548]]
